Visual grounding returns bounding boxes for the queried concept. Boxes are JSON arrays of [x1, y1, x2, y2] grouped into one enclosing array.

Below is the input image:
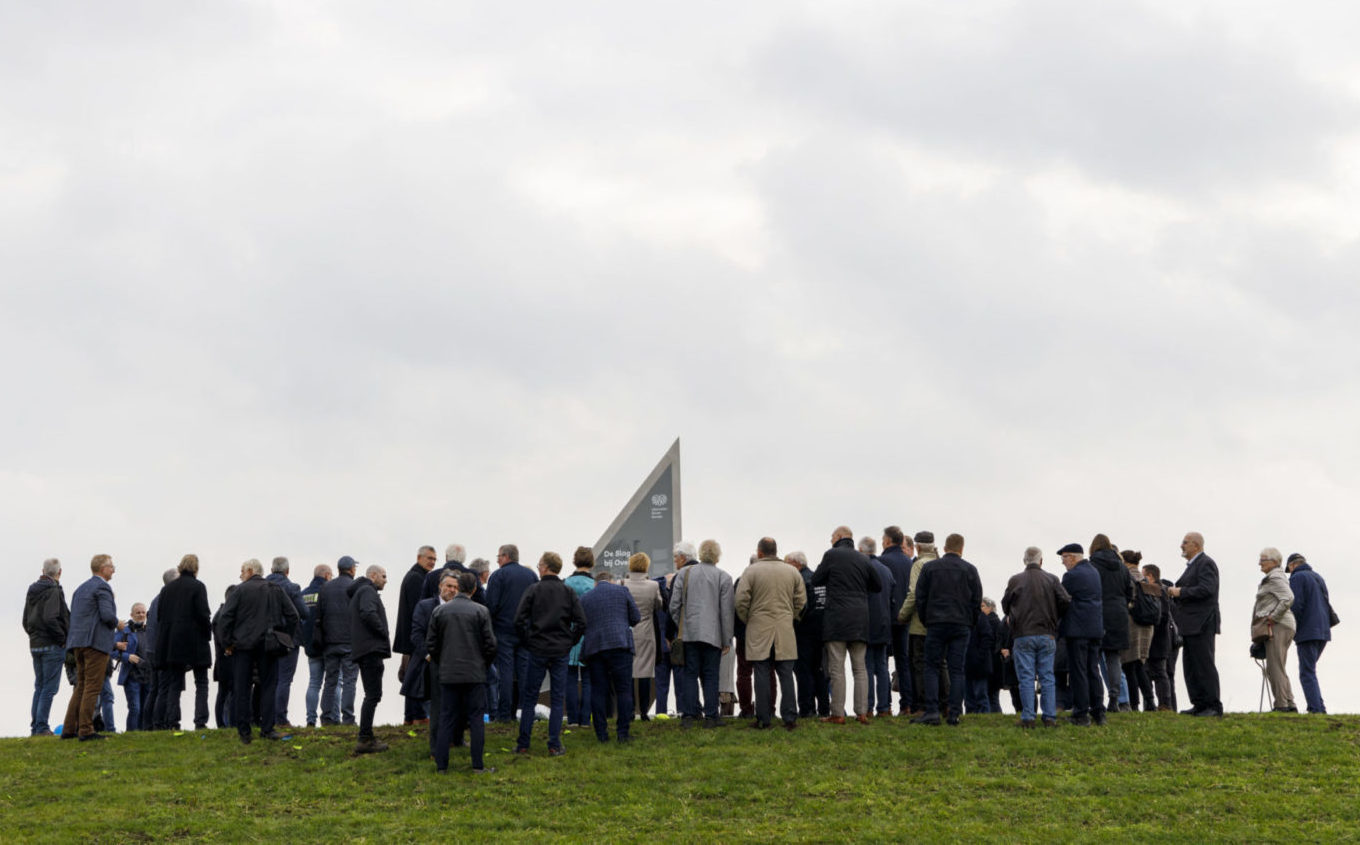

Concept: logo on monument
[[651, 494, 668, 507]]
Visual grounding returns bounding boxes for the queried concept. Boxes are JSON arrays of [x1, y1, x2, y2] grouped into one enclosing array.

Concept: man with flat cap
[[1058, 543, 1105, 726]]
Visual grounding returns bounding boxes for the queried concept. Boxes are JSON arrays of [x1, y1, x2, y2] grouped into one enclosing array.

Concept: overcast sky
[[3, 1, 1357, 735]]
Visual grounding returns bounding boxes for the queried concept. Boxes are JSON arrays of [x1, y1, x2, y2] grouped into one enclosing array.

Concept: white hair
[[242, 559, 264, 577], [41, 558, 60, 578], [163, 568, 178, 585], [858, 537, 878, 555], [271, 556, 290, 574], [1259, 547, 1283, 564], [673, 541, 697, 562], [1023, 546, 1043, 567], [785, 551, 808, 567], [446, 544, 466, 563]]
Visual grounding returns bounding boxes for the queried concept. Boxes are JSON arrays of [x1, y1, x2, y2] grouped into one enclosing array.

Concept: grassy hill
[[3, 712, 1358, 842]]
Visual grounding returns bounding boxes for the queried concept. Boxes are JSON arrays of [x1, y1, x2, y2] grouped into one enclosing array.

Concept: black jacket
[[965, 611, 995, 678], [155, 572, 213, 668], [1172, 553, 1221, 636], [347, 577, 391, 661], [879, 545, 914, 623], [513, 574, 586, 658], [1091, 549, 1133, 650], [315, 572, 355, 655], [811, 538, 882, 643], [866, 557, 894, 646], [915, 553, 983, 629], [300, 575, 326, 657], [217, 575, 298, 652], [23, 577, 69, 648], [394, 563, 428, 655], [426, 595, 497, 684], [795, 566, 825, 640]]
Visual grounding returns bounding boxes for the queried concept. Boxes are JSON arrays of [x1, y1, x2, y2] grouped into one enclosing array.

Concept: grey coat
[[668, 562, 734, 650]]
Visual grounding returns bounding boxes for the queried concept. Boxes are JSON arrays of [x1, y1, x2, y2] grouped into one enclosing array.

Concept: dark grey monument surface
[[592, 438, 681, 579]]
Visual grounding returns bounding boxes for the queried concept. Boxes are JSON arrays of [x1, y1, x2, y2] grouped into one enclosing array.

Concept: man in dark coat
[[395, 546, 437, 725], [878, 527, 915, 716], [862, 538, 895, 717], [485, 544, 539, 722], [1287, 553, 1332, 714], [1167, 532, 1222, 717], [62, 554, 118, 741], [153, 555, 213, 730], [349, 564, 392, 753], [579, 573, 642, 743], [811, 526, 882, 725], [300, 564, 332, 727], [787, 551, 829, 718], [217, 558, 299, 744], [266, 557, 310, 728], [24, 557, 68, 736], [426, 571, 497, 774], [911, 533, 983, 726], [1059, 543, 1105, 726], [964, 600, 995, 714], [315, 556, 358, 726], [1090, 538, 1134, 712], [409, 573, 450, 758], [513, 551, 586, 754]]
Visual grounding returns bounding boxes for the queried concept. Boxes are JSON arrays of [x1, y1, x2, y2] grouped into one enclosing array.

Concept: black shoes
[[548, 747, 566, 757], [78, 733, 106, 742], [910, 713, 942, 726], [701, 718, 726, 729], [1068, 714, 1092, 726], [1093, 712, 1108, 726], [354, 737, 389, 753], [260, 731, 284, 741], [1041, 717, 1059, 728]]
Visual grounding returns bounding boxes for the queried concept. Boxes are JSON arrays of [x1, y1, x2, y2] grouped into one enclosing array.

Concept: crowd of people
[[23, 528, 1337, 772]]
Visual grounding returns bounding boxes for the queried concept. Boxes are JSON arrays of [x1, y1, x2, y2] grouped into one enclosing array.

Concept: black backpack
[[1130, 584, 1161, 626]]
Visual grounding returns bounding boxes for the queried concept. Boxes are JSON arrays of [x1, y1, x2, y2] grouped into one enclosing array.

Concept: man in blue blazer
[[1059, 544, 1105, 726], [62, 554, 119, 741], [579, 570, 641, 743], [1168, 532, 1222, 716]]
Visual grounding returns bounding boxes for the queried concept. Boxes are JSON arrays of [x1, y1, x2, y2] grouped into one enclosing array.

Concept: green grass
[[3, 712, 1359, 842]]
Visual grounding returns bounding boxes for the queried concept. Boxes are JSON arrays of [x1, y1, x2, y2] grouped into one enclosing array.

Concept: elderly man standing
[[25, 558, 69, 736], [1287, 553, 1333, 714], [486, 544, 539, 723], [1167, 532, 1222, 717], [218, 559, 299, 744], [513, 552, 586, 756], [670, 540, 735, 729], [897, 532, 943, 716], [427, 571, 497, 774], [786, 551, 827, 718], [879, 527, 915, 716], [911, 533, 981, 727], [62, 554, 118, 741], [153, 554, 213, 731], [316, 556, 359, 726], [395, 546, 438, 725], [349, 564, 391, 753], [1058, 543, 1105, 726], [1002, 546, 1071, 728], [736, 537, 806, 730], [300, 564, 332, 728], [266, 557, 309, 728], [579, 561, 641, 743], [813, 526, 882, 725]]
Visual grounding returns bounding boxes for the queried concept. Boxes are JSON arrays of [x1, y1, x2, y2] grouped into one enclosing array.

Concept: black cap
[[1286, 552, 1306, 565], [913, 531, 934, 544], [1057, 543, 1083, 556]]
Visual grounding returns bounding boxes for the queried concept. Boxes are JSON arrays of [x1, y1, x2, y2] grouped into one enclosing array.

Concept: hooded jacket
[[316, 568, 356, 654], [24, 577, 69, 648], [348, 576, 391, 661], [1090, 548, 1133, 651]]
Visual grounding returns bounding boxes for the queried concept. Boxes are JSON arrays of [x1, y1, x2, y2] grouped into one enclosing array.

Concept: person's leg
[[635, 677, 651, 718], [909, 634, 928, 713], [428, 673, 444, 755], [892, 625, 912, 714], [468, 684, 487, 769], [192, 664, 209, 729], [1296, 640, 1326, 713], [1122, 662, 1140, 711], [340, 654, 359, 725], [81, 650, 107, 736], [62, 650, 85, 737], [1066, 639, 1089, 718], [752, 657, 773, 725], [1102, 651, 1121, 710], [1180, 634, 1207, 712], [306, 656, 324, 726], [849, 642, 869, 718], [32, 647, 65, 735], [125, 681, 142, 731], [546, 656, 567, 751], [565, 663, 582, 726], [944, 632, 968, 721], [921, 631, 944, 718], [485, 661, 500, 719], [1134, 661, 1154, 711], [517, 653, 549, 750], [681, 643, 701, 720], [1148, 657, 1170, 709], [275, 647, 299, 726], [699, 645, 722, 721], [320, 653, 340, 724], [824, 641, 848, 719], [514, 645, 532, 723], [589, 657, 611, 740], [774, 660, 797, 724], [1203, 634, 1221, 713], [736, 648, 754, 717], [1013, 636, 1038, 722], [357, 656, 383, 740], [434, 683, 456, 771], [612, 652, 635, 740], [811, 638, 830, 716], [794, 635, 815, 717], [232, 652, 256, 740], [654, 661, 671, 715], [98, 676, 116, 733]]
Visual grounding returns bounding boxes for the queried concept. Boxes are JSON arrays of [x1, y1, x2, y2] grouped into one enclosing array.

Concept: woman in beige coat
[[625, 553, 664, 719], [1254, 547, 1297, 712]]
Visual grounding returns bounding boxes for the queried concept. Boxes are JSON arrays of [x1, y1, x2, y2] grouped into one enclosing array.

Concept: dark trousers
[[1180, 632, 1221, 713], [191, 664, 209, 728], [654, 661, 679, 714], [435, 683, 486, 771], [588, 648, 634, 741], [1065, 637, 1104, 718], [517, 652, 567, 751], [681, 642, 722, 720], [276, 647, 302, 724], [1123, 661, 1155, 710], [153, 667, 182, 729], [866, 644, 892, 714], [321, 651, 358, 724], [428, 676, 444, 756], [965, 677, 990, 713], [356, 654, 385, 738], [634, 678, 652, 717], [63, 647, 108, 738], [1147, 657, 1172, 709], [795, 631, 828, 717], [1102, 650, 1123, 708], [1165, 645, 1181, 711], [215, 656, 234, 727], [922, 625, 969, 719], [565, 664, 591, 726], [736, 647, 775, 717], [910, 633, 950, 712], [752, 657, 796, 725], [1296, 640, 1327, 713], [494, 641, 529, 722], [891, 625, 912, 712], [232, 647, 279, 737]]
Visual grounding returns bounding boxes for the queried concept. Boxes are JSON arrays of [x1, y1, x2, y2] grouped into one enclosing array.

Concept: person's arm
[[288, 584, 308, 625], [97, 585, 118, 629], [570, 592, 587, 645], [1266, 575, 1294, 622], [720, 575, 735, 651], [219, 589, 241, 653], [425, 610, 441, 664], [1178, 560, 1218, 602], [626, 592, 641, 628], [514, 587, 534, 640], [734, 574, 752, 624], [481, 611, 498, 666], [898, 561, 922, 625], [357, 589, 383, 635], [793, 575, 807, 621], [1054, 579, 1072, 617], [866, 563, 882, 595]]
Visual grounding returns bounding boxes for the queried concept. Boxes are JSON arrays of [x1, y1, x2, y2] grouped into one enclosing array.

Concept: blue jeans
[[1296, 640, 1327, 713], [321, 651, 358, 724], [123, 680, 144, 731], [305, 656, 325, 725], [865, 644, 892, 714], [965, 678, 991, 713], [99, 676, 117, 732], [494, 640, 530, 722], [517, 653, 567, 751], [588, 648, 634, 741], [1100, 652, 1129, 705], [922, 625, 970, 719], [30, 646, 65, 735], [486, 662, 500, 717], [681, 642, 722, 720], [1012, 635, 1057, 722], [565, 664, 592, 726]]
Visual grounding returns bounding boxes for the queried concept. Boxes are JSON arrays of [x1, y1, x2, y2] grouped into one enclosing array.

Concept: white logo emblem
[[651, 494, 668, 507]]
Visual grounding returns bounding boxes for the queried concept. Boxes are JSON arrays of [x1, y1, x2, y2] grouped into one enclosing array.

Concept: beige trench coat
[[734, 558, 807, 662], [625, 573, 663, 678]]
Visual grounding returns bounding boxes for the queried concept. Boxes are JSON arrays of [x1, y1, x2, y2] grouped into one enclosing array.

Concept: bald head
[[832, 526, 853, 543], [1181, 532, 1205, 560]]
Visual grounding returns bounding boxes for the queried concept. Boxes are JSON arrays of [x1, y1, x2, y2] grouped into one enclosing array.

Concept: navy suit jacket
[[1059, 561, 1103, 640], [579, 581, 641, 658], [486, 562, 538, 642], [1172, 553, 1221, 636], [66, 575, 118, 653]]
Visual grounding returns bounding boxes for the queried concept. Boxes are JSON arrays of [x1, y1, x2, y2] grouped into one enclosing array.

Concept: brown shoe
[[856, 714, 871, 725], [819, 716, 846, 725]]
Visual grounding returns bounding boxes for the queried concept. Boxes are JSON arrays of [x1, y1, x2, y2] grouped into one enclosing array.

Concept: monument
[[592, 438, 682, 579]]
